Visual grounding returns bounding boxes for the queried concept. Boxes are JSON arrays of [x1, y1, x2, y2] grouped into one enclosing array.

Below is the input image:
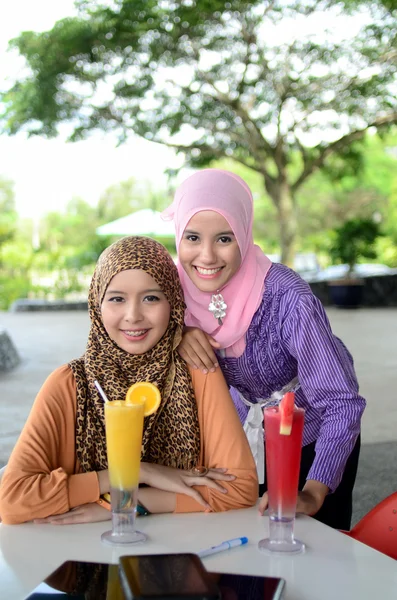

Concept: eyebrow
[[184, 229, 235, 236], [105, 288, 164, 294]]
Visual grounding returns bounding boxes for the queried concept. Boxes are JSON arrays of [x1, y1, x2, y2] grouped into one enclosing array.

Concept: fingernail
[[203, 369, 208, 374], [214, 363, 219, 368], [221, 488, 228, 493], [228, 475, 236, 480], [210, 368, 215, 373], [193, 365, 198, 370]]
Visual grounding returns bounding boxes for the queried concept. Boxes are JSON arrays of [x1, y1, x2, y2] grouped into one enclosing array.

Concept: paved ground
[[0, 308, 396, 525]]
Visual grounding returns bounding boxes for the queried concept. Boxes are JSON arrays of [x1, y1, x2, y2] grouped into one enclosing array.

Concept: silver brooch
[[208, 293, 227, 326]]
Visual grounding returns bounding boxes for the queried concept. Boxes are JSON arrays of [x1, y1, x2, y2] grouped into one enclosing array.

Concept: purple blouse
[[217, 263, 366, 492]]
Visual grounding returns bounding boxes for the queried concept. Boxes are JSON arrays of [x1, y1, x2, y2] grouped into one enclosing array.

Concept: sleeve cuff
[[67, 471, 100, 508], [306, 466, 340, 494]]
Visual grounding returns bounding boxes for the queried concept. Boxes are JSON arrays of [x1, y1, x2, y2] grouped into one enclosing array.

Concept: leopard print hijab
[[69, 236, 200, 473]]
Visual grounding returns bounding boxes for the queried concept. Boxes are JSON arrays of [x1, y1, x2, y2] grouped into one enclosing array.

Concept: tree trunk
[[265, 178, 297, 267]]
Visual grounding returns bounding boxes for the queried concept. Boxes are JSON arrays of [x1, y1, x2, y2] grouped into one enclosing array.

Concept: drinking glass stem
[[269, 514, 295, 545], [110, 486, 137, 535]]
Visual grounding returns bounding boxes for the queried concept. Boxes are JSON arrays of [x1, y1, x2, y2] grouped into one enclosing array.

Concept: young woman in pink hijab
[[162, 169, 366, 530]]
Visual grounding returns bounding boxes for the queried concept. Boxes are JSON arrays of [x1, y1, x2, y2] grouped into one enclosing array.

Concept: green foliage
[[295, 131, 397, 252], [375, 235, 397, 267], [385, 180, 397, 243], [341, 0, 397, 12], [0, 237, 35, 309], [0, 177, 18, 250], [0, 276, 32, 310], [329, 218, 384, 274]]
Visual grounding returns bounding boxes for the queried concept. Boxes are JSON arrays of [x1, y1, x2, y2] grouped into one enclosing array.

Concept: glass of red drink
[[258, 405, 305, 554]]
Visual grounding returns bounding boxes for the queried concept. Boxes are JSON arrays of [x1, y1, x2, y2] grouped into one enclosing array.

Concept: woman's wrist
[[139, 462, 152, 486], [303, 480, 329, 504], [138, 487, 176, 514], [140, 462, 161, 487]]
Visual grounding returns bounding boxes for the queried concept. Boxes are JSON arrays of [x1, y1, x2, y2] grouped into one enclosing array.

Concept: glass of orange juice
[[101, 400, 147, 546]]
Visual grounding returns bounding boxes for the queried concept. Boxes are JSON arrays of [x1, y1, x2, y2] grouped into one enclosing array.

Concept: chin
[[193, 280, 218, 293]]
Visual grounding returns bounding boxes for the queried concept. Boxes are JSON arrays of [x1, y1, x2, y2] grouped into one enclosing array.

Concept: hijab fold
[[70, 236, 200, 474], [162, 169, 272, 357]]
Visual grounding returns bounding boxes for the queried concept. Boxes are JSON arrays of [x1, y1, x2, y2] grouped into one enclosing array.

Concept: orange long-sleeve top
[[0, 364, 258, 524]]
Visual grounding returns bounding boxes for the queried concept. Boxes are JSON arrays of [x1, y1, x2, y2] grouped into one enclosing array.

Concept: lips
[[194, 266, 223, 278], [124, 330, 147, 336], [121, 329, 149, 341]]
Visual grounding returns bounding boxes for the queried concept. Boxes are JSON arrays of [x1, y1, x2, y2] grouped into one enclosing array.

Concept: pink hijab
[[162, 169, 272, 357]]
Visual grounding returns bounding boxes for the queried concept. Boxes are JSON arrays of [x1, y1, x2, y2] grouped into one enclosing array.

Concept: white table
[[0, 507, 396, 600]]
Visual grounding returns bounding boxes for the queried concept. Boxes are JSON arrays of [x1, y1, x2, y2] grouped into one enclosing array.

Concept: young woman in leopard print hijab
[[0, 237, 257, 525], [70, 235, 201, 473]]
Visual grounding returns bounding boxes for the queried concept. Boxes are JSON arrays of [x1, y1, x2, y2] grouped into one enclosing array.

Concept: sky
[[0, 1, 180, 219]]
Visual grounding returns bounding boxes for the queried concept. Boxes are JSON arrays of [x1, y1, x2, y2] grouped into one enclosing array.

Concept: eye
[[218, 236, 233, 243], [185, 234, 199, 242], [108, 296, 124, 303], [143, 295, 160, 303]]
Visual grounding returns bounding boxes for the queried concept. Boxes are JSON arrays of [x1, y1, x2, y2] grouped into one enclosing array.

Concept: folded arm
[[0, 366, 100, 524], [172, 367, 258, 513]]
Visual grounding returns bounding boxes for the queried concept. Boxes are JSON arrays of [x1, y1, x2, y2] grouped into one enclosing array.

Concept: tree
[[329, 218, 383, 275], [296, 132, 397, 239], [2, 1, 397, 263]]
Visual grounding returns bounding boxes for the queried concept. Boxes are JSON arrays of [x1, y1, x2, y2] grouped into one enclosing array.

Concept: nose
[[124, 301, 144, 323], [198, 241, 217, 265]]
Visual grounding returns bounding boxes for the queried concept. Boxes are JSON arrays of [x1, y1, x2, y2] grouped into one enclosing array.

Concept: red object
[[342, 491, 397, 560], [264, 406, 305, 519], [279, 391, 295, 435]]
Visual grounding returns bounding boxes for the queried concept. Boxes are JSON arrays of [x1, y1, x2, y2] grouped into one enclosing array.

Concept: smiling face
[[101, 269, 171, 355], [178, 210, 242, 293]]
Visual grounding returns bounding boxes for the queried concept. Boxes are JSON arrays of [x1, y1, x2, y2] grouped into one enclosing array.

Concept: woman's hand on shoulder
[[140, 463, 236, 510], [177, 327, 221, 373], [33, 503, 111, 525]]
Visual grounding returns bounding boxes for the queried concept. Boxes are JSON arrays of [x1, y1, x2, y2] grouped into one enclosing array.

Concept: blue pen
[[197, 536, 248, 558]]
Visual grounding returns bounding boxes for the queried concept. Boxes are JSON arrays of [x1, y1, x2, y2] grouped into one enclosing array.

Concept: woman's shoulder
[[42, 364, 76, 390], [258, 262, 311, 305], [254, 263, 317, 325], [35, 364, 77, 413], [266, 262, 312, 294]]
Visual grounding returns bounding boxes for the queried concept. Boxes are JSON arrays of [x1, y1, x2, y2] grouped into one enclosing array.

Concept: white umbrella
[[96, 209, 175, 237]]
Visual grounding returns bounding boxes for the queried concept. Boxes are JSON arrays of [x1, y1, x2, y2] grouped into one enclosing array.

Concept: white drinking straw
[[94, 380, 109, 403]]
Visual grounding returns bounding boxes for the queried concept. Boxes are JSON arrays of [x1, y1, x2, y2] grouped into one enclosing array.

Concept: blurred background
[[0, 0, 397, 310]]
